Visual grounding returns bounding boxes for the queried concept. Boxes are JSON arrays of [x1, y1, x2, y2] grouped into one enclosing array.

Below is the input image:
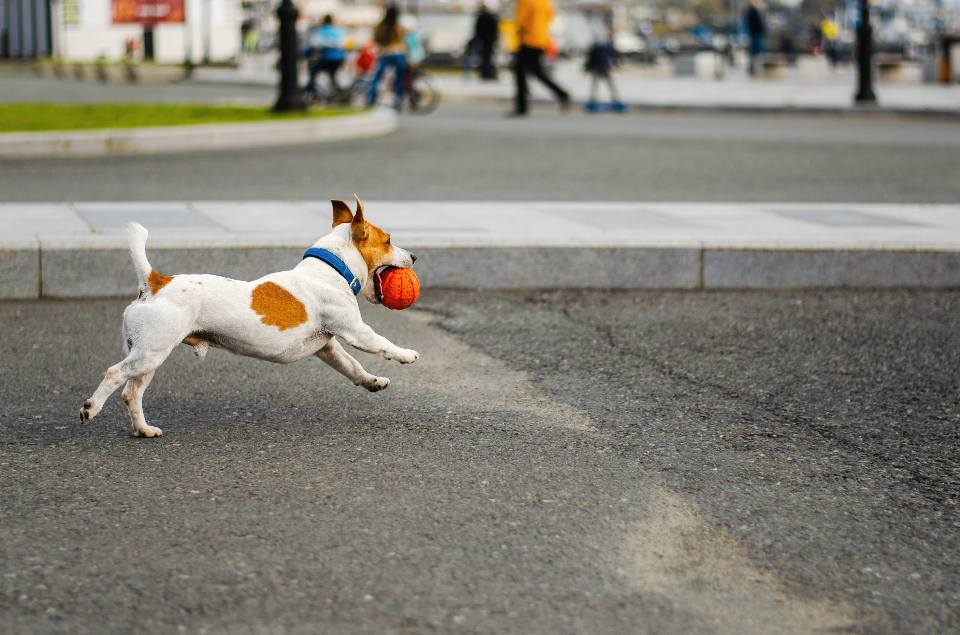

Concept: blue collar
[[302, 247, 362, 295]]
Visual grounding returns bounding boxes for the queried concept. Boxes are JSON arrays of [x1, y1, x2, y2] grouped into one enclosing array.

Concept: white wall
[[57, 0, 240, 62]]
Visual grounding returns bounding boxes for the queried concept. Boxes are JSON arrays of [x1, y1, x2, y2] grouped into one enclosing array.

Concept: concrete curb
[[0, 108, 397, 159], [3, 243, 958, 299], [439, 92, 960, 121]]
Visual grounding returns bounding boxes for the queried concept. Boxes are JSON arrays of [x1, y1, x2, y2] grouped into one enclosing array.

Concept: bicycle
[[347, 66, 440, 115], [302, 81, 353, 108], [403, 67, 441, 114]]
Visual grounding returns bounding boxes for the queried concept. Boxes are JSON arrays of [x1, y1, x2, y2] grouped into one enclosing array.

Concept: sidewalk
[[192, 56, 960, 116], [2, 201, 959, 298]]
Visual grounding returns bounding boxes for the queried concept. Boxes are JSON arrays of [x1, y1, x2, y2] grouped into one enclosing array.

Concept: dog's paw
[[362, 376, 390, 392], [392, 348, 420, 364], [79, 400, 97, 424], [192, 341, 209, 360], [133, 425, 163, 438]]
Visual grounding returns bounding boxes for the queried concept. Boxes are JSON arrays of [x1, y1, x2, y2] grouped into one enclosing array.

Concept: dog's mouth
[[372, 266, 393, 304]]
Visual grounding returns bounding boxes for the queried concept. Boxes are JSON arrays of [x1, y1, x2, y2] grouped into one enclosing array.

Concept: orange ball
[[378, 267, 420, 310]]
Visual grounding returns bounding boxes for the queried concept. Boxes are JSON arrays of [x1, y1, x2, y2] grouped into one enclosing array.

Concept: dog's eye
[[386, 236, 391, 245]]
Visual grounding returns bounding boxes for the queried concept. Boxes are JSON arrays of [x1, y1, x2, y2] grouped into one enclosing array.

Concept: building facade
[[2, 0, 241, 61], [2, 0, 52, 57]]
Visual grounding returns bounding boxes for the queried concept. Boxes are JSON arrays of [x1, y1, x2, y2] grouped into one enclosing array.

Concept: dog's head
[[332, 195, 416, 304]]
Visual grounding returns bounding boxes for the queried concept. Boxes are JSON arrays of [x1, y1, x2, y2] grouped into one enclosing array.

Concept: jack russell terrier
[[80, 195, 419, 438]]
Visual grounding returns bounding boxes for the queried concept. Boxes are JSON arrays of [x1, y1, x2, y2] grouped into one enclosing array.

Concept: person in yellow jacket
[[820, 17, 840, 68], [509, 0, 570, 116]]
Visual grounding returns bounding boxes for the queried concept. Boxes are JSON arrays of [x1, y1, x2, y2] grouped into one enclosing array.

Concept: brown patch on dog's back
[[148, 270, 174, 295], [251, 282, 308, 331]]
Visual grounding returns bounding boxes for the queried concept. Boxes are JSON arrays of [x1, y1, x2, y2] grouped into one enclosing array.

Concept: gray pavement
[[2, 289, 958, 633], [2, 76, 960, 203]]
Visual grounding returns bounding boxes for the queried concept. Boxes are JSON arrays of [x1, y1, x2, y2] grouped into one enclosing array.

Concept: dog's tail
[[126, 223, 152, 293]]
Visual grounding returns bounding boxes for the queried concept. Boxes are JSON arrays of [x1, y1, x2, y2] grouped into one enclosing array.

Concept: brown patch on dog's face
[[148, 270, 173, 295], [331, 199, 354, 227], [350, 195, 394, 275], [250, 281, 308, 331]]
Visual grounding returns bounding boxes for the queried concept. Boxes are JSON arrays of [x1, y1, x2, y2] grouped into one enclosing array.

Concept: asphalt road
[[1, 75, 959, 203], [2, 290, 958, 634]]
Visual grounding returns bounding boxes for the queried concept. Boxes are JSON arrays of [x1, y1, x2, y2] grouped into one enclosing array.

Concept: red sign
[[112, 0, 185, 24]]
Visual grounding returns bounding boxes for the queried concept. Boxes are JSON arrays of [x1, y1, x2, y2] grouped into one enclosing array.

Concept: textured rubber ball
[[378, 267, 420, 310]]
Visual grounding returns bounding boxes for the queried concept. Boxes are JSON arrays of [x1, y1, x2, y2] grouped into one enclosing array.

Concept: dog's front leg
[[336, 323, 419, 364], [315, 337, 390, 392]]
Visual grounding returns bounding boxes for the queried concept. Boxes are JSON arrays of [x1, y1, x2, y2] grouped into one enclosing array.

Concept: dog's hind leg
[[80, 339, 178, 426], [81, 299, 189, 427], [121, 370, 161, 438], [315, 337, 390, 392]]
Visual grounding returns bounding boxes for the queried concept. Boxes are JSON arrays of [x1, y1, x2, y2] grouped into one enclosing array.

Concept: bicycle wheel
[[301, 86, 320, 107], [345, 77, 372, 109], [407, 71, 440, 115]]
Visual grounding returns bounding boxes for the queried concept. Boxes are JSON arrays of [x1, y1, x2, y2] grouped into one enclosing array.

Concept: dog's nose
[[411, 253, 417, 263]]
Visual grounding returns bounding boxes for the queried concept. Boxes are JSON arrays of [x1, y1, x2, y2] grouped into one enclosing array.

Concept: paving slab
[[73, 202, 225, 233], [0, 203, 90, 234]]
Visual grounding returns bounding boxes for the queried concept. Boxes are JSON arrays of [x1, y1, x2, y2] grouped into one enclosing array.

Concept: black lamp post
[[274, 0, 304, 112], [854, 0, 876, 104]]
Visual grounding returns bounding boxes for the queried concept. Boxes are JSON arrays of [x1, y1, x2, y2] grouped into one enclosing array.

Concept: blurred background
[[3, 0, 960, 79], [1, 0, 959, 201]]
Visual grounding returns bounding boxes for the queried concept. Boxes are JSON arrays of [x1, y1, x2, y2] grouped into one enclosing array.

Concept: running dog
[[79, 195, 419, 438]]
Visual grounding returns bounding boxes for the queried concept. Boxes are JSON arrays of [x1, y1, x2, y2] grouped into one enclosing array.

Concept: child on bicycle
[[304, 14, 346, 98]]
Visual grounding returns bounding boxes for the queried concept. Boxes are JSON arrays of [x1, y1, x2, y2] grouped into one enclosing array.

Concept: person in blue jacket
[[584, 25, 624, 111], [304, 14, 346, 96]]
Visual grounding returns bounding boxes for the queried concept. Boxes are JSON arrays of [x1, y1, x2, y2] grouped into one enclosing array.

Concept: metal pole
[[273, 0, 304, 111], [182, 0, 193, 78], [202, 0, 210, 64], [854, 0, 876, 103]]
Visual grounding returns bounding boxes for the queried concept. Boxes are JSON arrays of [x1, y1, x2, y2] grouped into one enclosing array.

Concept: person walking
[[820, 16, 840, 69], [509, 0, 570, 117], [473, 3, 500, 81], [304, 14, 346, 98], [743, 0, 766, 76], [367, 4, 409, 110], [584, 25, 623, 111]]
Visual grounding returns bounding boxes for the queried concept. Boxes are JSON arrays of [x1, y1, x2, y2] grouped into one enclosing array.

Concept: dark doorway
[[0, 0, 51, 58]]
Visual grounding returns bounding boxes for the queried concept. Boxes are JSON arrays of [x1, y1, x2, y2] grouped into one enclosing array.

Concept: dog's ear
[[351, 194, 368, 241], [352, 193, 365, 225], [331, 200, 353, 227]]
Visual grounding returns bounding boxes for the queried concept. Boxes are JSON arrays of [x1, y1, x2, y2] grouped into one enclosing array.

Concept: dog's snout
[[411, 253, 417, 264]]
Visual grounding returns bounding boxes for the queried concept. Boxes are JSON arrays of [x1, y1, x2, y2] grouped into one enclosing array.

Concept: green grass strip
[[0, 103, 355, 133]]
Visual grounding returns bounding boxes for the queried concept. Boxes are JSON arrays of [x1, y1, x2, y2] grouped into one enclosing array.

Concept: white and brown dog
[[80, 195, 419, 438]]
